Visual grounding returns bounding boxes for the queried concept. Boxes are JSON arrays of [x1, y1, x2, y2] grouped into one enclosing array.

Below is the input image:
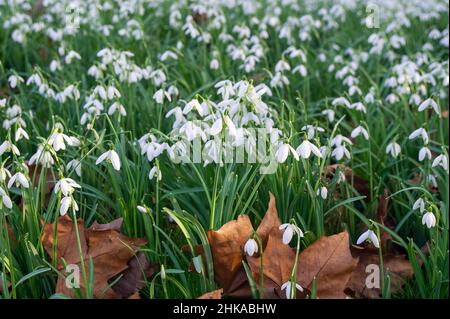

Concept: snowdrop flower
[[0, 187, 13, 209], [322, 109, 335, 122], [60, 196, 79, 216], [418, 98, 440, 116], [0, 165, 11, 182], [29, 145, 54, 168], [137, 205, 151, 214], [301, 125, 325, 140], [350, 102, 367, 113], [351, 126, 369, 140], [65, 50, 81, 64], [432, 154, 448, 170], [356, 229, 379, 248], [210, 59, 219, 70], [0, 98, 6, 108], [166, 107, 184, 129], [67, 159, 82, 177], [409, 128, 429, 144], [209, 117, 223, 136], [332, 144, 351, 161], [96, 150, 121, 171], [386, 142, 401, 158], [159, 50, 177, 61], [422, 211, 436, 229], [244, 238, 258, 256], [149, 166, 162, 181], [276, 143, 299, 163], [281, 281, 303, 299], [153, 89, 171, 104], [413, 198, 425, 212], [279, 223, 304, 245], [8, 75, 24, 88], [332, 97, 351, 108], [107, 86, 121, 100], [296, 140, 322, 159], [0, 141, 20, 156], [418, 146, 432, 162], [8, 172, 29, 189], [54, 178, 81, 196], [183, 99, 207, 116], [317, 186, 328, 199], [108, 102, 127, 116], [48, 130, 80, 152], [14, 127, 29, 141]]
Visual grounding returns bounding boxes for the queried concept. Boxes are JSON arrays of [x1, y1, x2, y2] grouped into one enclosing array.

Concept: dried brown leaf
[[345, 246, 414, 299], [207, 214, 253, 293], [42, 216, 147, 299], [297, 232, 358, 298]]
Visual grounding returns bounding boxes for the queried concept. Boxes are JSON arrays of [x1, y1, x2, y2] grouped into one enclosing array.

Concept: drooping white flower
[[413, 198, 425, 212], [48, 130, 80, 152], [0, 141, 20, 156], [60, 196, 79, 216], [422, 211, 436, 229], [7, 172, 29, 189], [386, 142, 401, 158], [183, 99, 206, 116], [54, 178, 81, 196], [108, 102, 127, 116], [279, 223, 304, 245], [14, 127, 29, 141], [149, 166, 162, 181], [96, 150, 121, 171], [317, 186, 328, 199], [332, 97, 351, 108], [322, 109, 335, 122], [67, 159, 82, 177], [0, 166, 11, 182], [418, 146, 432, 162], [409, 128, 429, 144], [137, 205, 150, 214], [8, 75, 24, 88], [153, 89, 171, 104], [356, 229, 379, 248], [210, 59, 219, 70], [244, 238, 258, 256], [281, 281, 303, 299], [29, 145, 55, 168], [351, 126, 369, 140], [296, 140, 322, 159], [0, 187, 13, 209], [331, 145, 351, 161], [301, 125, 325, 140], [209, 117, 223, 136], [418, 98, 440, 116], [432, 154, 448, 170], [276, 143, 299, 163]]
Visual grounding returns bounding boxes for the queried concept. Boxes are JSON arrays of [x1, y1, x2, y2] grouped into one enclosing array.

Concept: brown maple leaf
[[42, 215, 148, 299]]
